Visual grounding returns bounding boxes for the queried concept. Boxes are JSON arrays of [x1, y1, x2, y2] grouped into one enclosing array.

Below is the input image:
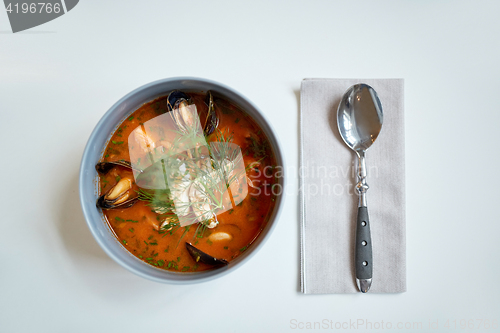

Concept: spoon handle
[[355, 151, 372, 293], [355, 207, 372, 292]]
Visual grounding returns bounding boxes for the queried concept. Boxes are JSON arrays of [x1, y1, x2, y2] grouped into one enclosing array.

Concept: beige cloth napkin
[[300, 79, 406, 294]]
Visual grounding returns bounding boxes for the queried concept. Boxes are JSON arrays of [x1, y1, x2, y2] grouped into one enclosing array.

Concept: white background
[[1, 1, 499, 332]]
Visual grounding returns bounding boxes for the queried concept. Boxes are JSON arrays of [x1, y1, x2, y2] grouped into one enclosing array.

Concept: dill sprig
[[195, 222, 208, 239], [135, 117, 247, 239], [137, 188, 175, 213], [176, 225, 191, 247]]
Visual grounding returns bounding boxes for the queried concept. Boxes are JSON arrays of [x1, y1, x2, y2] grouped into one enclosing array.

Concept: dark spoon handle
[[355, 207, 373, 283]]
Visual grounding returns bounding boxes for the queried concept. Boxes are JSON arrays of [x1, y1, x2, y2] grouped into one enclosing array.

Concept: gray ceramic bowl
[[79, 77, 285, 283]]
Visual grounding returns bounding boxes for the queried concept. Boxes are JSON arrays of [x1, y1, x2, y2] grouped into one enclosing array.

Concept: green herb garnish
[[247, 136, 268, 158]]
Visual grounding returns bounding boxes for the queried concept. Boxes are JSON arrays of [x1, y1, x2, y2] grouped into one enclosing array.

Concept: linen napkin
[[300, 79, 406, 294]]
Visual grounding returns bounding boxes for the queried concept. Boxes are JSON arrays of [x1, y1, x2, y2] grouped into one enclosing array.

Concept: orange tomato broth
[[98, 92, 278, 272]]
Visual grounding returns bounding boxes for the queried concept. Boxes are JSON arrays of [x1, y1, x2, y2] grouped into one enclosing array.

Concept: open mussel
[[186, 243, 228, 266], [203, 91, 219, 136], [167, 90, 190, 111], [166, 90, 219, 137], [167, 90, 196, 134], [97, 177, 138, 209], [96, 161, 139, 209]]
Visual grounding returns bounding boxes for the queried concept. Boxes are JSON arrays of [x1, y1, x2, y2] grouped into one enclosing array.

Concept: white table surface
[[1, 1, 499, 332]]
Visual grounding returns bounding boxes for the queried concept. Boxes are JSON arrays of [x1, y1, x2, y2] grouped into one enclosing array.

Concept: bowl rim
[[79, 76, 286, 284]]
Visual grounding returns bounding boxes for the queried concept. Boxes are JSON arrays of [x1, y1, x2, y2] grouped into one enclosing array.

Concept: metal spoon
[[337, 84, 383, 293]]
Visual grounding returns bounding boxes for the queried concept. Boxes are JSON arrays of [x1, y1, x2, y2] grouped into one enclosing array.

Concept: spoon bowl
[[337, 84, 383, 153]]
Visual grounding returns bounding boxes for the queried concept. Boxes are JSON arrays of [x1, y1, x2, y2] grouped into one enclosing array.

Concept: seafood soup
[[96, 90, 279, 272]]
